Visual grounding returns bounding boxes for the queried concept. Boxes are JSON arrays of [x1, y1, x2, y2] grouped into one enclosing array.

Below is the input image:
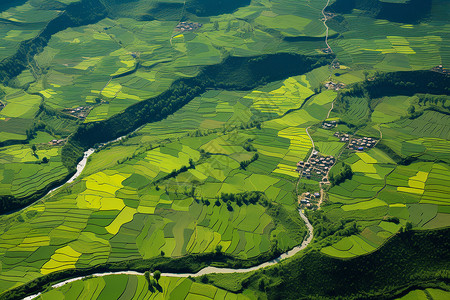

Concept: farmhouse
[[348, 136, 378, 151], [175, 21, 203, 32], [432, 65, 449, 74], [324, 81, 345, 91], [322, 120, 337, 129], [297, 153, 336, 180], [299, 190, 321, 209], [63, 106, 91, 119], [49, 139, 65, 146]]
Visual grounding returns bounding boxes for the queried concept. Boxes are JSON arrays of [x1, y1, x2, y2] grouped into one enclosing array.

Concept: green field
[[35, 274, 252, 300], [0, 0, 449, 299]]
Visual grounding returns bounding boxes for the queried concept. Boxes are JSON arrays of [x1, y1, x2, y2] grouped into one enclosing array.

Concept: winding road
[[21, 1, 338, 299], [321, 0, 333, 51]]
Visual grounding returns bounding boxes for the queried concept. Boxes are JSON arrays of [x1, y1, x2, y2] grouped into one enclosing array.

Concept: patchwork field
[[0, 144, 68, 198], [0, 0, 449, 298], [35, 274, 251, 300]]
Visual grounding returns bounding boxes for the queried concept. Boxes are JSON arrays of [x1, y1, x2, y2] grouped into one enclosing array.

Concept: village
[[431, 65, 449, 74], [62, 106, 91, 119], [49, 139, 65, 146], [322, 120, 337, 129], [348, 136, 377, 151], [324, 80, 345, 91], [297, 151, 336, 182], [297, 130, 378, 210], [299, 191, 321, 209], [175, 21, 203, 32]]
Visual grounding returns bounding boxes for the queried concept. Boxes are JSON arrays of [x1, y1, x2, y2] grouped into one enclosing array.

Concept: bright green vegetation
[[396, 288, 450, 300], [0, 0, 450, 299], [237, 228, 450, 299], [328, 3, 450, 71], [0, 144, 65, 198], [0, 71, 336, 292], [36, 275, 252, 300], [0, 0, 334, 205]]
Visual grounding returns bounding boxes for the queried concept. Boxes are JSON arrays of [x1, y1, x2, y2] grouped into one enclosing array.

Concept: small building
[[314, 192, 320, 198], [358, 147, 364, 151]]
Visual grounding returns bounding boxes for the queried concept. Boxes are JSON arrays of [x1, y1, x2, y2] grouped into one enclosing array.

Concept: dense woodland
[[328, 0, 432, 24], [247, 228, 450, 299]]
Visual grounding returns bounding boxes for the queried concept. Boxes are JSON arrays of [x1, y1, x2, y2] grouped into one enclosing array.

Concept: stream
[[24, 211, 313, 300]]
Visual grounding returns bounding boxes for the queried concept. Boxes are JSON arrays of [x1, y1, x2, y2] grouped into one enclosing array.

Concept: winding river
[[20, 1, 339, 298]]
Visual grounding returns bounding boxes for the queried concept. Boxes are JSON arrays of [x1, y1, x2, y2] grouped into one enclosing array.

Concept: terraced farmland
[[35, 274, 250, 300], [0, 0, 449, 299]]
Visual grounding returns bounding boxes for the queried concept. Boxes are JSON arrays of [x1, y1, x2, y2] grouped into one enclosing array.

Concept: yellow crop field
[[145, 148, 194, 173], [137, 205, 156, 214], [73, 57, 102, 70], [352, 160, 377, 174], [246, 77, 313, 116], [356, 152, 378, 164], [101, 82, 122, 98], [41, 246, 81, 275], [84, 172, 127, 194], [278, 127, 312, 162], [273, 163, 299, 178], [99, 197, 125, 210], [105, 206, 136, 235], [341, 199, 387, 211], [40, 89, 57, 98], [389, 203, 406, 208], [397, 186, 424, 195]]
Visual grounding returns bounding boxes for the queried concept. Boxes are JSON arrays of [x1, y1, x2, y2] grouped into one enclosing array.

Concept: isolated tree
[[405, 222, 413, 231], [201, 275, 209, 283], [215, 244, 222, 255], [144, 271, 151, 288], [42, 157, 49, 164], [189, 158, 195, 168], [31, 144, 37, 155], [153, 270, 161, 283], [160, 250, 165, 257]]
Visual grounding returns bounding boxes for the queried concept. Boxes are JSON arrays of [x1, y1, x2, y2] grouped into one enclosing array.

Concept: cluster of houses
[[324, 81, 345, 91], [348, 136, 377, 151], [175, 21, 203, 32], [49, 139, 65, 146], [322, 120, 337, 129], [331, 61, 341, 70], [297, 152, 336, 180], [334, 132, 350, 142], [300, 192, 321, 208], [432, 65, 448, 74], [63, 106, 90, 119]]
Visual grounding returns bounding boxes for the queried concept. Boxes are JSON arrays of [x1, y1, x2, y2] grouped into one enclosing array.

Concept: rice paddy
[[0, 0, 449, 297], [35, 274, 250, 300]]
